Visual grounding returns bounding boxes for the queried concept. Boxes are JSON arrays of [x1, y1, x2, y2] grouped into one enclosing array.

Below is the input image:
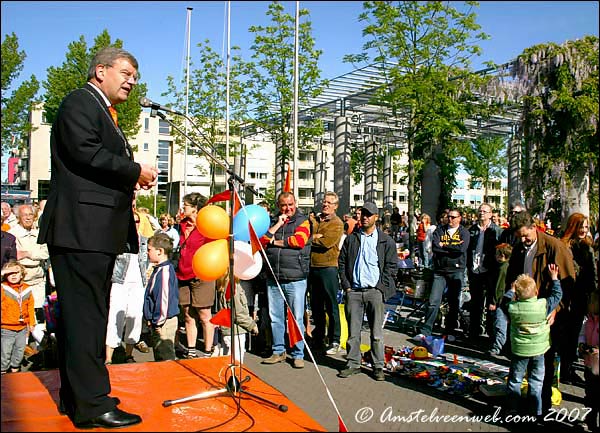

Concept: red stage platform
[[1, 356, 325, 432]]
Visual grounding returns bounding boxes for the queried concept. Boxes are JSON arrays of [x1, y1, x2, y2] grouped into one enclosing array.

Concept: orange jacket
[[1, 282, 35, 331]]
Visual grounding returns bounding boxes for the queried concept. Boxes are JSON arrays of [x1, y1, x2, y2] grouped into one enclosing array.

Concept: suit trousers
[[49, 246, 118, 423]]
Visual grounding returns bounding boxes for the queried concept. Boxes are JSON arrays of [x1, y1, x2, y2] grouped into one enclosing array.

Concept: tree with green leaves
[[1, 32, 40, 155], [459, 134, 507, 204], [163, 40, 250, 196], [246, 2, 326, 195], [42, 30, 146, 139], [344, 1, 490, 244], [511, 36, 599, 223]]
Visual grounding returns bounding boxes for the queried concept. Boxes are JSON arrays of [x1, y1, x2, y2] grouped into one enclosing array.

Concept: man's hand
[[137, 162, 159, 190]]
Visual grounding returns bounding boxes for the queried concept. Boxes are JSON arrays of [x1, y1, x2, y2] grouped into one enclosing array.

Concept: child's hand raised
[[548, 263, 559, 280]]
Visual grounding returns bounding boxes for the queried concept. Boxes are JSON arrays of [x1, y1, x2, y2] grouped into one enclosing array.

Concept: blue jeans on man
[[267, 278, 306, 360], [490, 307, 508, 354], [420, 270, 463, 337], [507, 353, 545, 416]]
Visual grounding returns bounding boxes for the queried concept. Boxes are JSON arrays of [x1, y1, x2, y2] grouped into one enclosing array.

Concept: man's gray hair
[[87, 47, 138, 80]]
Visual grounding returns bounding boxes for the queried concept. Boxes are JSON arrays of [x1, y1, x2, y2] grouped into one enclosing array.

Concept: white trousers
[[106, 257, 145, 347], [222, 333, 247, 363]]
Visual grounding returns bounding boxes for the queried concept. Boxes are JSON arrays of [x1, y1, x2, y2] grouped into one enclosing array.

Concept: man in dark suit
[[38, 47, 157, 429]]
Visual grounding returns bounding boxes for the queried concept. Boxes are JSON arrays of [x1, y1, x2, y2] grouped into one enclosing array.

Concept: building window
[[298, 188, 313, 199], [158, 119, 170, 135], [143, 143, 149, 151], [144, 118, 150, 132]]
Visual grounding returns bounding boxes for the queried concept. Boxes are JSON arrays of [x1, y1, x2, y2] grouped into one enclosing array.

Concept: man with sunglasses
[[416, 208, 470, 342]]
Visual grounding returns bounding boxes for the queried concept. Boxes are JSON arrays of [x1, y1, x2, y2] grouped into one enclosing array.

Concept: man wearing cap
[[337, 202, 397, 381]]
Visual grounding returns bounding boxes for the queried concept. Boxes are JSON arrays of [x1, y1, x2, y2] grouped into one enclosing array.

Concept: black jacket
[[338, 228, 398, 301], [431, 224, 470, 273], [38, 84, 140, 254], [467, 222, 502, 274]]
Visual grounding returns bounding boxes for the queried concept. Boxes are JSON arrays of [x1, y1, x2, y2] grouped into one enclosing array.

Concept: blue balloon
[[233, 204, 270, 241]]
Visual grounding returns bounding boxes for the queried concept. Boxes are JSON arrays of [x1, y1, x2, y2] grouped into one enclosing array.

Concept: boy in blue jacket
[[144, 233, 179, 361]]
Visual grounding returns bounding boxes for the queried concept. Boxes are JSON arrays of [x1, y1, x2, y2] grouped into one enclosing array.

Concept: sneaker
[[134, 341, 150, 353], [338, 366, 361, 378], [262, 352, 287, 364], [487, 349, 500, 356], [292, 359, 305, 369], [373, 368, 385, 381], [125, 355, 136, 363], [412, 333, 427, 342], [445, 335, 456, 343], [197, 349, 213, 358], [326, 343, 341, 355]]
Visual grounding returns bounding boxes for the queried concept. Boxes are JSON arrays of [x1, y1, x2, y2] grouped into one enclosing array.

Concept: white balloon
[[233, 240, 263, 280]]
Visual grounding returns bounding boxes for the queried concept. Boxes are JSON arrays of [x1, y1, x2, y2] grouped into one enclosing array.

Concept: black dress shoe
[[74, 408, 141, 429]]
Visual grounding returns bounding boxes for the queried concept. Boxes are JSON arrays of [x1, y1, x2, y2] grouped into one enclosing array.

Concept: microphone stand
[[151, 109, 287, 413]]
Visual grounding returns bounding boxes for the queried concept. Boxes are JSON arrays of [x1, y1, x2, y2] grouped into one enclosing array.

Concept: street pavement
[[23, 312, 588, 432], [118, 317, 587, 432]]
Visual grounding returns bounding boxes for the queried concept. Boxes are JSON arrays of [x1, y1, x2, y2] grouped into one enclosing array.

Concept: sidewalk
[[22, 320, 587, 432]]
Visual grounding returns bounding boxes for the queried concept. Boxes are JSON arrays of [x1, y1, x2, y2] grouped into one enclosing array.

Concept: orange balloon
[[192, 239, 229, 281], [196, 205, 230, 239]]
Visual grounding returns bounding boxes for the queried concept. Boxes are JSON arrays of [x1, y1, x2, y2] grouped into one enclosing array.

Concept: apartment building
[[19, 105, 505, 216]]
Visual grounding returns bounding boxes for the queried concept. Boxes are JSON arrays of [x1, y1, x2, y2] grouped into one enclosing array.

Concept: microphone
[[139, 97, 184, 116]]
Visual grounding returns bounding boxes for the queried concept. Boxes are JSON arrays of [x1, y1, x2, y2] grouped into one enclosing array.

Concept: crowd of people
[[0, 46, 598, 431]]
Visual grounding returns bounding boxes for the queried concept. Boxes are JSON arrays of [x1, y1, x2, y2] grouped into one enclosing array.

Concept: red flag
[[286, 307, 303, 347], [233, 190, 242, 216], [210, 308, 231, 327], [248, 223, 262, 256], [207, 190, 230, 204], [225, 280, 232, 301], [338, 415, 349, 432], [283, 164, 292, 192]]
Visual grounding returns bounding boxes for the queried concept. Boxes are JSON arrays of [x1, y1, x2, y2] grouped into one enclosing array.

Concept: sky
[[1, 1, 598, 182], [2, 1, 598, 105]]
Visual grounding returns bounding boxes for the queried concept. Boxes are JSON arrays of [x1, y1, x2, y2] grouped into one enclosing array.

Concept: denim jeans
[[491, 308, 508, 353], [1, 327, 28, 371], [345, 289, 385, 369], [507, 353, 545, 416], [420, 270, 463, 336], [267, 278, 306, 360]]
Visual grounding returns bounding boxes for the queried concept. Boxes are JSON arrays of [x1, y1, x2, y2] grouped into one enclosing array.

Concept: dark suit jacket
[[38, 83, 141, 254], [1, 230, 17, 268]]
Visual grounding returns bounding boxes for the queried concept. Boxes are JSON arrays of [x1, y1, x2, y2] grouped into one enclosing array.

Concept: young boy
[[488, 243, 513, 356], [1, 260, 35, 374], [503, 264, 562, 418], [143, 233, 179, 361]]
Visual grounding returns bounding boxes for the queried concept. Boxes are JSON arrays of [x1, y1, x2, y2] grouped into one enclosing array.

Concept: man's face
[[321, 195, 338, 217], [447, 211, 461, 228], [360, 210, 377, 229], [278, 195, 296, 218], [98, 58, 138, 105], [1, 203, 10, 218], [18, 206, 35, 230], [478, 205, 492, 224], [515, 225, 537, 247]]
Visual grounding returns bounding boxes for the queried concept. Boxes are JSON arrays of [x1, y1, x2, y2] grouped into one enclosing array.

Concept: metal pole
[[292, 1, 300, 200], [183, 7, 192, 197], [225, 1, 231, 163]]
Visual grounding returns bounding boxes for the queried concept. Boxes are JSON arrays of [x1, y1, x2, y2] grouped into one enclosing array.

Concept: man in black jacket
[[466, 203, 502, 339], [337, 202, 397, 381], [416, 208, 470, 341], [38, 47, 157, 429]]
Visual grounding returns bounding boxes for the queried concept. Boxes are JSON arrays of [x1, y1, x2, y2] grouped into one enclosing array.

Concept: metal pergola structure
[[295, 61, 524, 143]]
